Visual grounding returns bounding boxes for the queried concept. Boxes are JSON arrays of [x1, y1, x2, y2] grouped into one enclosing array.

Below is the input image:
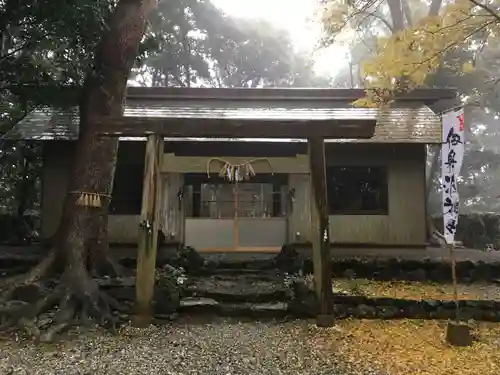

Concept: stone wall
[[433, 213, 500, 250], [289, 292, 500, 322], [301, 258, 500, 282]]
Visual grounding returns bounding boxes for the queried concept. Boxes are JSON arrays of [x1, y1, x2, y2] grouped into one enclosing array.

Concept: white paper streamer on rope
[[441, 107, 465, 245], [206, 158, 273, 181]]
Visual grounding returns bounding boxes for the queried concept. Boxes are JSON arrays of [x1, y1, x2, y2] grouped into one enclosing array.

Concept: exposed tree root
[[0, 216, 133, 341], [0, 265, 127, 342], [0, 248, 57, 304], [0, 247, 56, 289], [92, 255, 131, 278], [86, 233, 131, 278]]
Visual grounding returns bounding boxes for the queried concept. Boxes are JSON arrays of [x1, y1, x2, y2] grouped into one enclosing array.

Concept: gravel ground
[[0, 318, 378, 375]]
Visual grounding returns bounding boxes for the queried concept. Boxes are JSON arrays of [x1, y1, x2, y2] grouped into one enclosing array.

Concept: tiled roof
[[3, 98, 442, 143]]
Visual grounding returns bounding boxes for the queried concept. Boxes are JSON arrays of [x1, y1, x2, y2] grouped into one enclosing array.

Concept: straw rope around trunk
[[68, 191, 112, 208]]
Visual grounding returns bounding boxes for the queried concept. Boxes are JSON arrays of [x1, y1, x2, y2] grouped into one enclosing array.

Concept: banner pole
[[442, 107, 472, 346], [448, 242, 459, 322]]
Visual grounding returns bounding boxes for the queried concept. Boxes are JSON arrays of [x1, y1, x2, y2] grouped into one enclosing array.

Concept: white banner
[[441, 107, 465, 245]]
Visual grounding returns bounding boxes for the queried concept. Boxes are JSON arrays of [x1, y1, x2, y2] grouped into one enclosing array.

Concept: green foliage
[[0, 141, 41, 214], [0, 0, 116, 238], [132, 0, 329, 88], [0, 0, 115, 131], [0, 0, 331, 239]]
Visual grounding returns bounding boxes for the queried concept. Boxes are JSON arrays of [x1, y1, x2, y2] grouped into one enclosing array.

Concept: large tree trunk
[[387, 0, 405, 31], [0, 0, 158, 341], [59, 0, 157, 275], [428, 0, 443, 16]]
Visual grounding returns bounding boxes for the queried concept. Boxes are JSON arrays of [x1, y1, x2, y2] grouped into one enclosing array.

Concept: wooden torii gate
[[95, 114, 376, 327]]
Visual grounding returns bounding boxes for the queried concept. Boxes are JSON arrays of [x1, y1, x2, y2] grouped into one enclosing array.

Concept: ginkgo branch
[[321, 0, 383, 40], [404, 19, 495, 79], [353, 6, 394, 32]]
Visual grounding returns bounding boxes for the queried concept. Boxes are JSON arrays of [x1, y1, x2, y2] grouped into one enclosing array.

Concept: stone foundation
[[330, 296, 500, 322], [300, 258, 500, 282]]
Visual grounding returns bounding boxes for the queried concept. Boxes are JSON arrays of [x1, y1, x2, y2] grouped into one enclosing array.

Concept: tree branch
[[323, 0, 386, 42], [0, 31, 54, 65], [354, 8, 394, 32], [170, 73, 186, 87], [404, 19, 495, 79], [468, 0, 500, 22]]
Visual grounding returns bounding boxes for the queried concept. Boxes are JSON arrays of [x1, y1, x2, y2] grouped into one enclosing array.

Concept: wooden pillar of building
[[132, 134, 164, 328], [308, 137, 334, 327]]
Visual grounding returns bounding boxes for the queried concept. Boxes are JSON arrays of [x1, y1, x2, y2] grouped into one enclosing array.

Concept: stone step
[[195, 268, 280, 276], [185, 274, 288, 303], [184, 289, 288, 303], [102, 273, 290, 306], [203, 259, 277, 272], [177, 297, 289, 319], [189, 270, 284, 281]]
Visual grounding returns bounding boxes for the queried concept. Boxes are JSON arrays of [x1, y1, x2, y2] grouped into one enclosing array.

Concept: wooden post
[[445, 242, 472, 346], [448, 243, 459, 321], [132, 134, 164, 328], [308, 137, 334, 327]]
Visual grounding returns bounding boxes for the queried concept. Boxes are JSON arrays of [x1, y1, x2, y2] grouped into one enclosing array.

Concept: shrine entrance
[[94, 86, 379, 327], [184, 160, 288, 251]]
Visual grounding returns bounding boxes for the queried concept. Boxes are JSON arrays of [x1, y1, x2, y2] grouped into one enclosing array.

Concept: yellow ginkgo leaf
[[353, 98, 378, 108], [461, 61, 474, 74]]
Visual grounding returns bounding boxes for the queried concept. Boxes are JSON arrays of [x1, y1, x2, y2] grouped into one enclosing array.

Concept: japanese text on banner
[[441, 108, 465, 245]]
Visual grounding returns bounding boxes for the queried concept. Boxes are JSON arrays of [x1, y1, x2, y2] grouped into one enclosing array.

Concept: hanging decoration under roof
[[206, 158, 273, 182]]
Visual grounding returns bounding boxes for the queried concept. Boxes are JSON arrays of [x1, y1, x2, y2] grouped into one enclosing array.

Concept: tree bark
[[308, 137, 333, 326], [387, 0, 405, 31], [428, 0, 443, 16], [401, 0, 413, 27], [58, 0, 158, 271], [0, 0, 158, 339], [14, 143, 31, 243]]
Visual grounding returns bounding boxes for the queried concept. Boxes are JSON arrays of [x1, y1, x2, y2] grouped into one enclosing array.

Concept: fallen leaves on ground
[[310, 319, 500, 375], [332, 279, 500, 301]]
